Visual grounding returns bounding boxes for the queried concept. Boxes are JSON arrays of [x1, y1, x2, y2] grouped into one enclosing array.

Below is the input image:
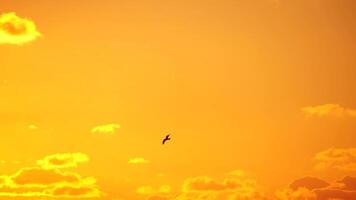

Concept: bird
[[162, 134, 171, 144]]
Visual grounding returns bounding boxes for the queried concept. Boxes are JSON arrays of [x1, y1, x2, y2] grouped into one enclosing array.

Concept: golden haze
[[1, 0, 356, 199]]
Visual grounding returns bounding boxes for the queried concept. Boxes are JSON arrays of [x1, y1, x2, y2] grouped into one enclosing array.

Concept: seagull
[[162, 134, 171, 145]]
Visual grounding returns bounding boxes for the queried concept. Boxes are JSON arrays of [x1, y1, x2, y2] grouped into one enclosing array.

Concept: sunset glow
[[1, 1, 356, 200]]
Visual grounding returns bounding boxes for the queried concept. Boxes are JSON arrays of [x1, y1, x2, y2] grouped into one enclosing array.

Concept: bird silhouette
[[162, 134, 171, 144]]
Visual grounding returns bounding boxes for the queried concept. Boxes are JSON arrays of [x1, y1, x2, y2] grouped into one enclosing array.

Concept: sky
[[0, 0, 356, 199]]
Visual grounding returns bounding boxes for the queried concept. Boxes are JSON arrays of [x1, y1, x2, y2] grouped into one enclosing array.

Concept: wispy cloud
[[0, 12, 41, 45], [314, 147, 356, 171], [91, 123, 120, 135], [37, 152, 89, 169], [302, 104, 356, 118], [136, 185, 171, 195], [28, 124, 38, 130], [128, 157, 150, 164]]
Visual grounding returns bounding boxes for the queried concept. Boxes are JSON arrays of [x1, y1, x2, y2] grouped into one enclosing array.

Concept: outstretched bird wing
[[162, 134, 170, 144]]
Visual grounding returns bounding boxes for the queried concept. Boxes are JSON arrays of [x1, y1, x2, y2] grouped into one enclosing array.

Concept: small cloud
[[302, 104, 356, 118], [136, 186, 155, 195], [314, 147, 356, 171], [136, 185, 171, 195], [128, 157, 150, 164], [227, 169, 246, 177], [275, 187, 316, 200], [28, 124, 38, 130], [91, 123, 120, 135], [158, 185, 171, 193], [36, 152, 89, 169], [0, 12, 41, 45]]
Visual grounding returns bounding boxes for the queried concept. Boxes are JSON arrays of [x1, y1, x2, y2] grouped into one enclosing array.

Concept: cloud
[[183, 176, 243, 191], [28, 124, 38, 130], [275, 177, 328, 200], [136, 185, 171, 195], [145, 168, 356, 200], [148, 195, 171, 200], [128, 157, 150, 164], [50, 185, 101, 198], [338, 176, 356, 191], [227, 169, 246, 177], [314, 147, 356, 171], [143, 170, 268, 200], [0, 167, 101, 198], [315, 188, 356, 200], [275, 188, 317, 200], [289, 177, 329, 191], [175, 169, 268, 200], [136, 186, 155, 195], [12, 167, 81, 185], [0, 12, 41, 45], [159, 185, 172, 194], [91, 123, 120, 135], [36, 152, 89, 169], [302, 104, 356, 118], [276, 176, 356, 200], [0, 153, 102, 198]]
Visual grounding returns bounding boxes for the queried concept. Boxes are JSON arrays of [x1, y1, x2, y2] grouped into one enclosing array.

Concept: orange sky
[[1, 1, 356, 200]]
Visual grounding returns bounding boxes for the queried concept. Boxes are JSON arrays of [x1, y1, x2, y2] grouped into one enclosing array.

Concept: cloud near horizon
[[0, 153, 102, 198], [314, 147, 356, 171], [173, 169, 268, 200], [276, 176, 356, 200], [91, 123, 120, 135], [0, 12, 41, 45], [302, 104, 356, 118], [145, 170, 356, 200]]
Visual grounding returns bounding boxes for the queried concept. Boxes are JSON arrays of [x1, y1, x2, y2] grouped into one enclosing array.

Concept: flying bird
[[162, 134, 171, 145]]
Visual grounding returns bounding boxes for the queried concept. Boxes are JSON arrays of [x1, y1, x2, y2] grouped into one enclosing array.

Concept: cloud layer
[[0, 153, 101, 198], [0, 12, 41, 45], [276, 176, 356, 200], [164, 170, 268, 200]]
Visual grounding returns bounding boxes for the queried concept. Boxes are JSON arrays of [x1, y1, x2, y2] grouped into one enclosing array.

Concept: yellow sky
[[1, 1, 356, 199]]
